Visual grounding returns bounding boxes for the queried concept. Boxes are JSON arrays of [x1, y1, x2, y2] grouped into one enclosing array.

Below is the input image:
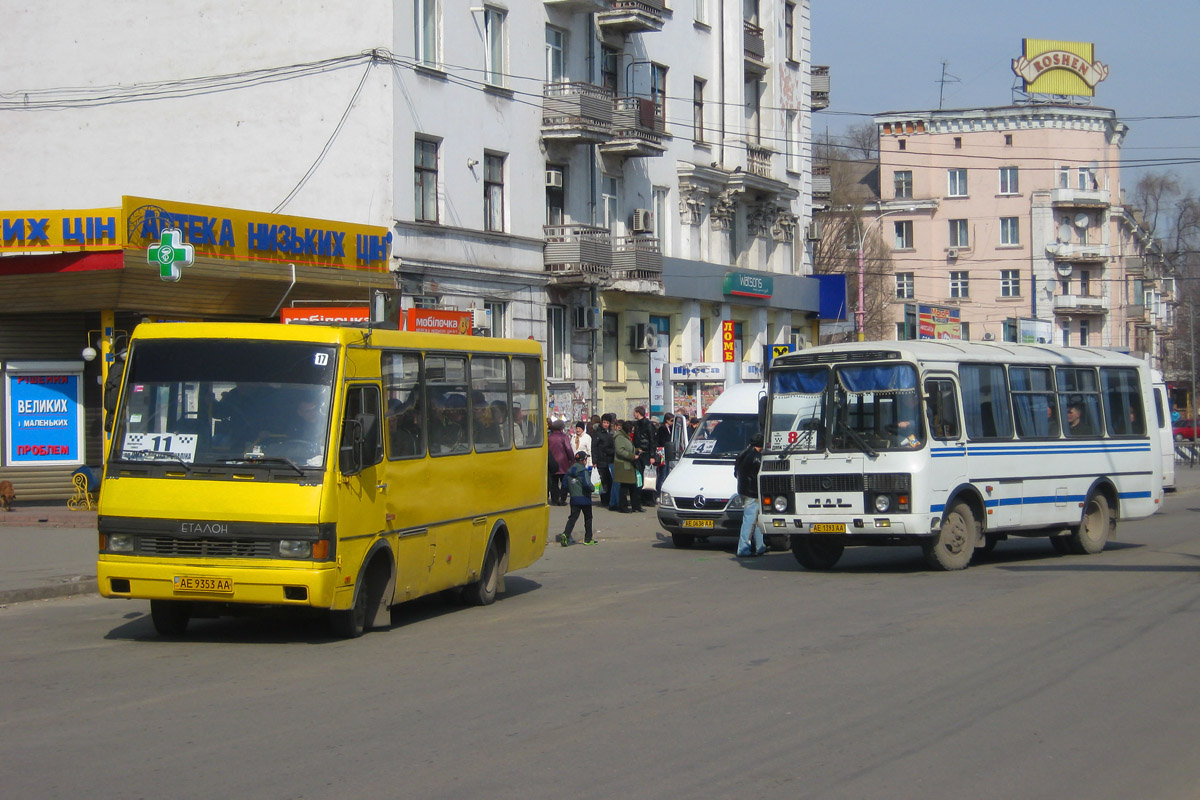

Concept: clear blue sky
[[811, 1, 1200, 196]]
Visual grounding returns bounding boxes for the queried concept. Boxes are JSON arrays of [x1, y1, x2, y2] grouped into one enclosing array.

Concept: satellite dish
[[1056, 263, 1073, 278], [1045, 243, 1060, 255], [1074, 213, 1090, 228], [1058, 223, 1073, 242]]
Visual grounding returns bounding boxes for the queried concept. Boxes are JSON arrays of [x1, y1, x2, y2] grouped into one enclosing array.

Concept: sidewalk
[[3, 467, 1199, 606]]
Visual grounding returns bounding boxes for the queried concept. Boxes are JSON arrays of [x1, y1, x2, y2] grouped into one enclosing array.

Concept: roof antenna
[[937, 61, 960, 109]]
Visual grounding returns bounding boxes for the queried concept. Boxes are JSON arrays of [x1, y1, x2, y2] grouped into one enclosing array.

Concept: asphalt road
[[3, 498, 1200, 799]]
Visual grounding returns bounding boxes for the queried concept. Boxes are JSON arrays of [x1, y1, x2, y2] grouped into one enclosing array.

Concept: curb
[[0, 576, 98, 605]]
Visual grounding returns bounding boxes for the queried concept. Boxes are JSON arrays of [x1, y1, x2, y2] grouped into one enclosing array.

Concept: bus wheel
[[330, 584, 368, 639], [465, 543, 501, 606], [924, 501, 977, 571], [1069, 492, 1113, 555], [671, 533, 695, 548], [791, 535, 844, 570], [150, 600, 191, 636]]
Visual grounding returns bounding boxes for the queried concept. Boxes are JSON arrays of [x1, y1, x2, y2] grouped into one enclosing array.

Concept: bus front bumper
[[759, 513, 936, 538], [97, 556, 341, 609]]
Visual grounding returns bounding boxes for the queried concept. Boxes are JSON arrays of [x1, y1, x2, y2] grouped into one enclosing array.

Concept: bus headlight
[[278, 540, 313, 559], [874, 494, 892, 513], [772, 494, 789, 513], [727, 495, 744, 510], [106, 533, 134, 553], [658, 491, 673, 507]]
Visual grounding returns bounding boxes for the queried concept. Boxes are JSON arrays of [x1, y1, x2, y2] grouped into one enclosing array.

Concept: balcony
[[747, 143, 773, 179], [1051, 187, 1111, 208], [544, 0, 610, 11], [811, 66, 830, 110], [1053, 294, 1108, 315], [611, 235, 662, 280], [744, 21, 767, 74], [542, 83, 614, 145], [598, 97, 666, 158], [596, 0, 666, 35], [543, 225, 612, 280], [1049, 242, 1110, 262]]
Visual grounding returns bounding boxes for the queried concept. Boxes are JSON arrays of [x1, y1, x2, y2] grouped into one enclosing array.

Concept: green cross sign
[[147, 227, 195, 282]]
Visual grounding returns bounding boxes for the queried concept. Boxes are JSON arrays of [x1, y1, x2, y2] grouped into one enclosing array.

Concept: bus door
[[336, 383, 388, 593], [924, 376, 967, 508]]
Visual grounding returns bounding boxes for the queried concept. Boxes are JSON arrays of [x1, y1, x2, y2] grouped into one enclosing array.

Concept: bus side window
[[924, 378, 960, 440], [341, 385, 384, 470]]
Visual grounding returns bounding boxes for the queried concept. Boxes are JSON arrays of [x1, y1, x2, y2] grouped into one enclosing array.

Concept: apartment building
[[0, 1, 825, 496], [867, 105, 1169, 367]]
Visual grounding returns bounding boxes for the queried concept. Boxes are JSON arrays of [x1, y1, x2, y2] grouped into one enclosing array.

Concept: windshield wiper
[[833, 416, 878, 459], [217, 455, 305, 476]]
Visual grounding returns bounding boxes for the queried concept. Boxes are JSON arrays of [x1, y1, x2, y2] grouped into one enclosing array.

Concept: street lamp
[[855, 206, 916, 342]]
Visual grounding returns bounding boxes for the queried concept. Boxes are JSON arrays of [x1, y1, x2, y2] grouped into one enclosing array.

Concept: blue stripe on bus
[[931, 489, 1153, 513], [930, 444, 1149, 459]]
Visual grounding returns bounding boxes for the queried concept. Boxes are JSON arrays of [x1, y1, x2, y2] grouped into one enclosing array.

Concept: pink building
[[865, 105, 1169, 367]]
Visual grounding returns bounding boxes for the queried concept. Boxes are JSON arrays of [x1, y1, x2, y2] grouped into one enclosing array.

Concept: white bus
[[760, 341, 1164, 571]]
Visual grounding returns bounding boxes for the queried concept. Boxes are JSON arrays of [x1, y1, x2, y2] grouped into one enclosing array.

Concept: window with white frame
[[485, 301, 506, 338], [601, 175, 620, 231], [948, 219, 969, 248], [653, 186, 669, 252], [1077, 167, 1090, 191], [483, 7, 506, 87], [1059, 166, 1070, 189], [894, 220, 913, 249], [415, 0, 439, 66], [693, 79, 706, 143], [895, 272, 914, 299], [785, 110, 799, 172], [547, 305, 566, 379], [1001, 269, 1020, 297], [785, 2, 796, 61], [999, 166, 1019, 195], [545, 26, 565, 83], [484, 152, 504, 232], [694, 0, 708, 25], [1000, 216, 1020, 246], [651, 63, 667, 129], [947, 169, 968, 197], [949, 271, 969, 298], [415, 137, 439, 223], [1079, 318, 1090, 347], [894, 170, 913, 199]]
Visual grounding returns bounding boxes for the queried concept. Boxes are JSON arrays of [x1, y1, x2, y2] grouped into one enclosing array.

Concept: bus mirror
[[340, 418, 365, 475], [758, 394, 767, 430]]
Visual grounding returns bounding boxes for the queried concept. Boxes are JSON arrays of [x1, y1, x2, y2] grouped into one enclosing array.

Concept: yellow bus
[[97, 321, 548, 637]]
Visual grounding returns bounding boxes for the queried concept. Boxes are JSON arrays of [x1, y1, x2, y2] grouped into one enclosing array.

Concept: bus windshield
[[683, 413, 759, 459], [112, 339, 338, 469], [768, 362, 923, 454]]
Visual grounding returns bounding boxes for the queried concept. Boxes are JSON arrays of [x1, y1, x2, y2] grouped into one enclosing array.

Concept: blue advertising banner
[[5, 362, 84, 466]]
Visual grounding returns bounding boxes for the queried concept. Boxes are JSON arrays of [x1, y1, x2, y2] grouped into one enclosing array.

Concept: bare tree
[[842, 122, 879, 161]]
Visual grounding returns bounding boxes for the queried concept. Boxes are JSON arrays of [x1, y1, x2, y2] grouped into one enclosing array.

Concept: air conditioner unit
[[981, 332, 995, 341], [471, 307, 491, 330], [631, 208, 654, 233], [946, 248, 959, 260], [805, 219, 823, 241], [545, 168, 564, 189], [632, 322, 657, 352], [573, 306, 600, 330]]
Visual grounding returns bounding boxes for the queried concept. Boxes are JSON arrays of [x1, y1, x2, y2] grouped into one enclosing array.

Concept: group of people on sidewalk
[[549, 407, 687, 546]]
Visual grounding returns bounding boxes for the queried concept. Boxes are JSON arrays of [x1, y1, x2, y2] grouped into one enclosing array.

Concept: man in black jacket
[[632, 406, 654, 501], [733, 433, 766, 557], [592, 413, 617, 509]]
